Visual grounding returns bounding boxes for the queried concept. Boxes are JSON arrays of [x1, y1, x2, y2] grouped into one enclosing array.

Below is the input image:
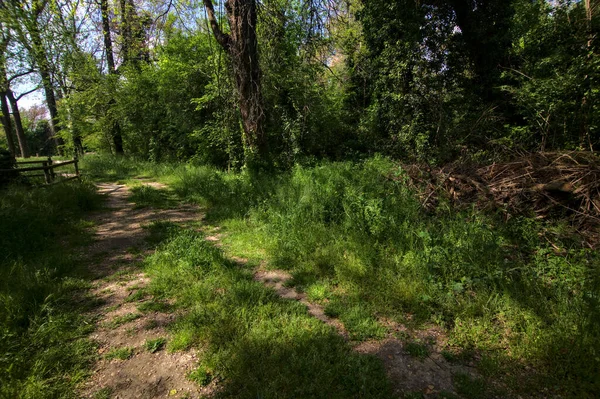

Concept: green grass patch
[[104, 347, 134, 361], [405, 341, 430, 359], [144, 337, 167, 353], [105, 313, 141, 328], [129, 185, 176, 209], [0, 181, 101, 398], [143, 229, 393, 398]]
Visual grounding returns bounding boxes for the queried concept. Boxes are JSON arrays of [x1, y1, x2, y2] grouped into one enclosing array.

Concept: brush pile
[[401, 151, 600, 247]]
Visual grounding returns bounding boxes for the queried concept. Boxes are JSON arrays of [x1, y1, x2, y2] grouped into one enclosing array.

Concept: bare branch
[[8, 69, 35, 83], [15, 86, 40, 101]]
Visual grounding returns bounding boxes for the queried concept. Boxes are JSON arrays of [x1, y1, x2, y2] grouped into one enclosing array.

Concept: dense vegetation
[[1, 0, 598, 165]]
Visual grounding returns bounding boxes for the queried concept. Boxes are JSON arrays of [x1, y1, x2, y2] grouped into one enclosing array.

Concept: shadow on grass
[[0, 181, 104, 397], [143, 229, 395, 398], [129, 185, 177, 209]]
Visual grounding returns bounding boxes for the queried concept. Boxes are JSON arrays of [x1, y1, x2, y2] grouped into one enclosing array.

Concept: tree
[[1, 0, 63, 152], [203, 0, 267, 167], [0, 30, 29, 157], [100, 0, 124, 154]]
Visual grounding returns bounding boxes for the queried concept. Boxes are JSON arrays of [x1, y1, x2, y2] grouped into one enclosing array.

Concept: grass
[[104, 347, 134, 361], [0, 180, 102, 398], [128, 184, 176, 209], [144, 337, 167, 353], [82, 154, 600, 397], [106, 313, 142, 328], [405, 341, 430, 359], [143, 229, 393, 398]]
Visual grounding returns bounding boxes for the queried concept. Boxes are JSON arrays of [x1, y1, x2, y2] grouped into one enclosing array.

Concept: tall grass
[[0, 181, 101, 397]]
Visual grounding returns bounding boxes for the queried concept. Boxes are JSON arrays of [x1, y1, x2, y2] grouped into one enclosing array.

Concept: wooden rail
[[0, 156, 80, 184]]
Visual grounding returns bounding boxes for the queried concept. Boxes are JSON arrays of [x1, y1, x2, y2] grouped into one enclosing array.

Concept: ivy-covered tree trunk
[[203, 0, 267, 169], [6, 90, 29, 158], [0, 92, 16, 156], [100, 0, 124, 154]]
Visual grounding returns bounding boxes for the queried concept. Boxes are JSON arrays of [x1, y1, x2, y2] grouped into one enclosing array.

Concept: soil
[[81, 183, 207, 399]]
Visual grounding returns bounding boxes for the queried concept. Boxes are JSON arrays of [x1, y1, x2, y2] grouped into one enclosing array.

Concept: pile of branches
[[401, 151, 600, 247]]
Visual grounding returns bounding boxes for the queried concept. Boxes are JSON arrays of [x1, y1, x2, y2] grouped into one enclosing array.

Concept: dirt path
[[81, 183, 204, 399]]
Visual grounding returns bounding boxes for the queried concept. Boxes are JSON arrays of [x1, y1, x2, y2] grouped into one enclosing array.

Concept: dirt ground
[[81, 183, 206, 399], [81, 182, 475, 398]]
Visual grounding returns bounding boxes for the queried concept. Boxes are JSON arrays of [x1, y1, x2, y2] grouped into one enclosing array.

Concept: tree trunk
[[203, 0, 267, 168], [1, 92, 16, 156], [119, 0, 133, 65], [101, 0, 124, 154], [581, 0, 594, 150], [101, 0, 116, 73], [6, 90, 29, 157], [29, 22, 63, 153]]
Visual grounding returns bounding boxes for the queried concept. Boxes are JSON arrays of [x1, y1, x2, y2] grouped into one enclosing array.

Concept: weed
[[104, 347, 134, 361], [137, 300, 174, 313], [144, 337, 167, 353], [188, 367, 213, 386], [93, 387, 113, 399], [124, 289, 147, 303], [106, 313, 141, 328], [405, 341, 430, 359], [453, 373, 488, 399], [129, 185, 175, 209], [143, 319, 159, 330]]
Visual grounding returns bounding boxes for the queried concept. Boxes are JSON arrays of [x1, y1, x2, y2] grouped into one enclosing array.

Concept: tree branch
[[15, 86, 40, 101], [202, 0, 231, 50], [8, 69, 35, 83]]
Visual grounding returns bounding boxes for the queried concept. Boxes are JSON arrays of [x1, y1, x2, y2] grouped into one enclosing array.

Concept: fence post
[[47, 156, 55, 182], [42, 161, 50, 184], [74, 155, 80, 177]]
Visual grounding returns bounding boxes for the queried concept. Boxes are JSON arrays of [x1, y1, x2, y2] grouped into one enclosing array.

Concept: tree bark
[[28, 17, 63, 153], [101, 0, 124, 154], [6, 90, 29, 157], [1, 92, 16, 156], [101, 0, 116, 73], [203, 0, 267, 168]]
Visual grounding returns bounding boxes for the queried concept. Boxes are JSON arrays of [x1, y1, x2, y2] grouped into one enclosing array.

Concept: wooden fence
[[0, 157, 80, 185]]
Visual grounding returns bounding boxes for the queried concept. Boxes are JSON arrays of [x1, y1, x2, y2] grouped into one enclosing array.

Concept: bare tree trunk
[[203, 0, 267, 168], [6, 90, 29, 157], [101, 0, 124, 154], [1, 92, 16, 156]]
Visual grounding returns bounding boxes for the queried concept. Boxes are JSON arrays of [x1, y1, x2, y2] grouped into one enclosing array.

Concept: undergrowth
[[85, 154, 600, 397], [0, 181, 101, 398]]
